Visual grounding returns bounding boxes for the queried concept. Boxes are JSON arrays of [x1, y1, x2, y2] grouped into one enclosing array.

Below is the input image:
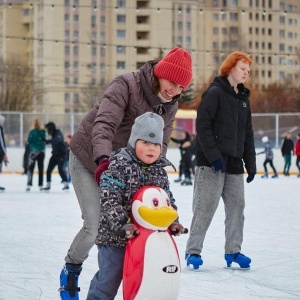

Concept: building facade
[[0, 0, 299, 113]]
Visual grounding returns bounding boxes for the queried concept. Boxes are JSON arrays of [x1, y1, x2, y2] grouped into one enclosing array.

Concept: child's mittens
[[169, 222, 187, 236], [121, 223, 139, 239]]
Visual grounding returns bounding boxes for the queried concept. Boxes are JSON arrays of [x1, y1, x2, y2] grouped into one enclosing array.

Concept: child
[[295, 133, 300, 178], [0, 114, 8, 192], [257, 136, 278, 178], [85, 112, 184, 300]]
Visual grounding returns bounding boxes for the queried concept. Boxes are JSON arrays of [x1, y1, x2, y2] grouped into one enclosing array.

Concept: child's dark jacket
[[95, 148, 176, 248]]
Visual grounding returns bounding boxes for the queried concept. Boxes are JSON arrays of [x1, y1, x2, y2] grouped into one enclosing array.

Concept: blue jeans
[[87, 245, 125, 300], [64, 151, 101, 264]]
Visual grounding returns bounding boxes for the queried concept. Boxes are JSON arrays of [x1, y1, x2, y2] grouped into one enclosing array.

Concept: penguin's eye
[[152, 198, 159, 207], [166, 198, 170, 207]]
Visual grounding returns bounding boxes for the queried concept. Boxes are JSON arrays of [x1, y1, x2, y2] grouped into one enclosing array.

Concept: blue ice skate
[[59, 264, 82, 300], [261, 173, 268, 178], [224, 252, 251, 270], [271, 173, 278, 178], [186, 253, 203, 270]]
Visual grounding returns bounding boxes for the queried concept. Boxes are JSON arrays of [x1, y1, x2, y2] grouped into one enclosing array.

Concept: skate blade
[[223, 266, 250, 271]]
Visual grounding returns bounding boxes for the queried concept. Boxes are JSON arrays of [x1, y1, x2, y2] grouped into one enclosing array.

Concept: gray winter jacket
[[95, 148, 176, 248], [70, 60, 179, 172]]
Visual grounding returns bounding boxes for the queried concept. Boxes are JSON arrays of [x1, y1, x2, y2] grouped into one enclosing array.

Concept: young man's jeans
[[186, 166, 245, 255], [64, 151, 101, 264], [87, 245, 125, 300]]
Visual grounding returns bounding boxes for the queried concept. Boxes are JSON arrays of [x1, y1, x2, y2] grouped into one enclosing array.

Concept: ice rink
[[0, 173, 299, 300]]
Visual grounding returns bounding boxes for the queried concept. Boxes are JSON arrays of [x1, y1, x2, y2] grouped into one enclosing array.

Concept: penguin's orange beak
[[138, 206, 178, 228]]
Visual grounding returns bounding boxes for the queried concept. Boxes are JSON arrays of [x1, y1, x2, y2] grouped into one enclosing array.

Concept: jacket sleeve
[[99, 158, 129, 231], [92, 77, 130, 162], [196, 88, 222, 163], [242, 107, 257, 174]]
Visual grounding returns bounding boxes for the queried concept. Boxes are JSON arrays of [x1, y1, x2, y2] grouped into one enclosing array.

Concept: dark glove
[[211, 157, 225, 173], [169, 222, 188, 236], [94, 157, 109, 185], [246, 173, 255, 183], [121, 223, 139, 239]]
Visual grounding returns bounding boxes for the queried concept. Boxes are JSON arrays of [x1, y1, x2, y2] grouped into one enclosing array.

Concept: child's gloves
[[211, 157, 225, 173], [121, 223, 139, 239], [169, 222, 188, 236], [94, 157, 109, 185]]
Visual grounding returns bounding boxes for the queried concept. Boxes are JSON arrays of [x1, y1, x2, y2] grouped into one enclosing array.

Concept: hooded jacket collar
[[210, 76, 250, 100], [139, 60, 179, 115]]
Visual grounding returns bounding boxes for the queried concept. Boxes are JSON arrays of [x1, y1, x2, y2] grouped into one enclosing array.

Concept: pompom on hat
[[262, 136, 269, 143], [153, 47, 192, 89], [128, 112, 164, 149]]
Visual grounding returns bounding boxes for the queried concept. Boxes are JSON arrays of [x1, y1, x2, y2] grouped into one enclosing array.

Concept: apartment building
[[0, 0, 299, 113]]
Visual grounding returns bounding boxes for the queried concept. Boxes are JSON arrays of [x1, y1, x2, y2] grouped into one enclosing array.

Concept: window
[[65, 62, 70, 70], [178, 21, 183, 30], [74, 62, 78, 71], [116, 45, 126, 54], [73, 77, 78, 85], [186, 36, 191, 46], [117, 14, 126, 23], [117, 61, 126, 69], [100, 16, 105, 24], [65, 14, 70, 22], [117, 0, 126, 7], [279, 16, 285, 24], [65, 93, 70, 102], [213, 14, 219, 21], [279, 44, 285, 52], [213, 42, 218, 49], [74, 31, 79, 40], [74, 93, 79, 104], [279, 30, 285, 38], [23, 8, 30, 16], [186, 22, 191, 31], [177, 36, 182, 45], [279, 71, 285, 79], [117, 30, 126, 39], [213, 28, 219, 35], [73, 46, 79, 55], [74, 14, 79, 22], [100, 63, 105, 72], [230, 12, 238, 21], [65, 46, 70, 55]]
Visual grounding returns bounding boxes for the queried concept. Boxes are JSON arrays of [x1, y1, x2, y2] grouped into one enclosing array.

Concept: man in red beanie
[[58, 47, 192, 300]]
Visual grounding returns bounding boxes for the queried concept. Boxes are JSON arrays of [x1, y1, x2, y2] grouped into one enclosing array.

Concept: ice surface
[[0, 173, 299, 300]]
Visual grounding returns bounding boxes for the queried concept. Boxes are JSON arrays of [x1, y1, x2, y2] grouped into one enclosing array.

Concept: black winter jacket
[[95, 148, 176, 248], [45, 129, 67, 157], [195, 76, 256, 174]]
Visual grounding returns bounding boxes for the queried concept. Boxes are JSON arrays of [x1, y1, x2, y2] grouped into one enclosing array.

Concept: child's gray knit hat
[[128, 112, 164, 148]]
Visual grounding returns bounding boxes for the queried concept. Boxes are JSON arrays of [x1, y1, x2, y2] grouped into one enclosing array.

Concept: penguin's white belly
[[134, 231, 180, 300]]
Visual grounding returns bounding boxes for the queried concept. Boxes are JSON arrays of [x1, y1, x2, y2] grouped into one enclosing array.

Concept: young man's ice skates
[[186, 253, 203, 270], [224, 252, 251, 270], [59, 263, 82, 300]]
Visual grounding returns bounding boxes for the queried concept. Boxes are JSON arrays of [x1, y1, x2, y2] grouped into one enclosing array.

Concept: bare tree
[[0, 58, 42, 111], [79, 82, 106, 112]]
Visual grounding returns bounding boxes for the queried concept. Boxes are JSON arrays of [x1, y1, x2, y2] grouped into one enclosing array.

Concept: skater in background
[[42, 122, 69, 191], [22, 141, 30, 175], [185, 51, 256, 270], [0, 114, 8, 192], [170, 131, 193, 185], [281, 132, 294, 176], [295, 133, 300, 178], [86, 113, 184, 300], [26, 119, 46, 191], [257, 136, 278, 178], [63, 134, 72, 183], [58, 47, 192, 300]]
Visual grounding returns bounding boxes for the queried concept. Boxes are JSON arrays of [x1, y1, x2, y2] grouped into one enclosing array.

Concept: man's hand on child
[[121, 223, 139, 239], [94, 157, 109, 185]]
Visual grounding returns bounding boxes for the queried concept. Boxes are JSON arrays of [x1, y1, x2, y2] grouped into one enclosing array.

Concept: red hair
[[219, 51, 252, 76]]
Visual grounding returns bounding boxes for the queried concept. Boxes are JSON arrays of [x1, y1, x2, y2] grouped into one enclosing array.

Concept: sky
[[0, 173, 299, 300]]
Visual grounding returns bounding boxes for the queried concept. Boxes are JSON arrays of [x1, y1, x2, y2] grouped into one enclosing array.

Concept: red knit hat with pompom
[[153, 47, 192, 89]]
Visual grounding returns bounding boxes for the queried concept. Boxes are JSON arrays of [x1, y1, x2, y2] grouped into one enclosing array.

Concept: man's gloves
[[246, 173, 255, 183], [94, 157, 109, 185], [169, 222, 188, 236], [211, 157, 225, 173], [121, 223, 139, 239]]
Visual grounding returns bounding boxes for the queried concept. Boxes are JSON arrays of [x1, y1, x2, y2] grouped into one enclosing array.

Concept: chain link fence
[[0, 111, 299, 148]]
